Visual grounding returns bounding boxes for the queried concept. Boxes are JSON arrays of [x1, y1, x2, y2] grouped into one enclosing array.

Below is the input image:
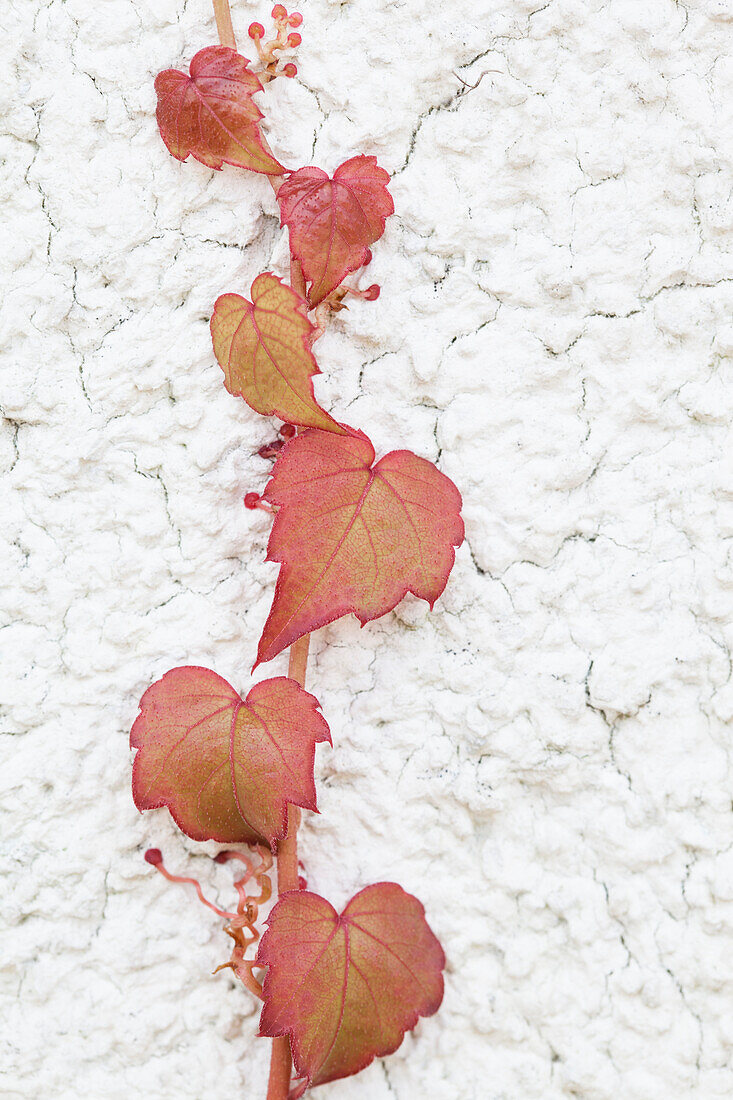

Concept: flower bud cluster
[[249, 5, 302, 80]]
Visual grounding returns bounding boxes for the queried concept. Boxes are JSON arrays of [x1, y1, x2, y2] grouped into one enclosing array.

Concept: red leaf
[[255, 430, 463, 666], [257, 883, 445, 1091], [210, 273, 345, 433], [278, 155, 394, 306], [154, 46, 284, 175], [130, 668, 330, 845]]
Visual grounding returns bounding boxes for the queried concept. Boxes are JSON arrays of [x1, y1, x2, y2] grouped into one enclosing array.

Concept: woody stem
[[263, 258, 308, 1099], [266, 632, 311, 1100], [212, 0, 236, 48], [277, 634, 309, 896], [210, 7, 310, 1096]]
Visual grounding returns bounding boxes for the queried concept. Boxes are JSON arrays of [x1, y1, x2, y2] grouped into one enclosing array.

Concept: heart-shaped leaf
[[257, 883, 445, 1094], [154, 46, 284, 175], [254, 429, 463, 666], [130, 668, 330, 845], [277, 155, 394, 306], [210, 273, 344, 433]]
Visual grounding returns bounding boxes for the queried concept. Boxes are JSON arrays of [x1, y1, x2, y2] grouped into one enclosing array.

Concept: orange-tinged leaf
[[210, 273, 345, 433], [130, 667, 330, 845], [257, 883, 445, 1092], [255, 430, 463, 666], [154, 46, 284, 175], [277, 155, 394, 306]]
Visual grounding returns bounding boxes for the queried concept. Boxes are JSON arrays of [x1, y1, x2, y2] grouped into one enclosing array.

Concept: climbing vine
[[131, 4, 463, 1096]]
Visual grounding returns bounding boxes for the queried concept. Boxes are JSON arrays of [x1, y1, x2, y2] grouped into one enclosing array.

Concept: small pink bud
[[287, 31, 302, 46], [364, 284, 380, 300], [279, 423, 296, 439], [288, 12, 303, 27], [272, 4, 287, 17], [248, 21, 265, 38], [283, 63, 298, 78], [244, 492, 261, 509], [145, 848, 163, 865]]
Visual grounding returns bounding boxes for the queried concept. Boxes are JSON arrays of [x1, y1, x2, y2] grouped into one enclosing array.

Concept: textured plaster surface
[[2, 0, 733, 1096]]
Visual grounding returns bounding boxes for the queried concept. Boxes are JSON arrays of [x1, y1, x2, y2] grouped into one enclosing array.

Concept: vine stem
[[211, 6, 311, 1094], [212, 0, 236, 48], [277, 634, 309, 896], [267, 633, 310, 1100]]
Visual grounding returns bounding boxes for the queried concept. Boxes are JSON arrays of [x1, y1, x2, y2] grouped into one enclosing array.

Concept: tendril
[[249, 6, 302, 81], [144, 846, 274, 999]]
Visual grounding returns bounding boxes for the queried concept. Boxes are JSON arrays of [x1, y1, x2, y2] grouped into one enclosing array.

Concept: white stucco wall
[[3, 0, 733, 1096]]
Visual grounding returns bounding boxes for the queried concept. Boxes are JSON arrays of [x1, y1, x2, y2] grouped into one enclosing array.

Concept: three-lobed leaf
[[130, 667, 330, 846], [154, 46, 284, 175], [278, 155, 394, 306], [210, 273, 344, 433], [257, 883, 445, 1094], [254, 429, 464, 666]]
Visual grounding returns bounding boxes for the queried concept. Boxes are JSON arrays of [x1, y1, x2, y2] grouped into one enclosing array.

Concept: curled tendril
[[144, 845, 274, 1000]]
